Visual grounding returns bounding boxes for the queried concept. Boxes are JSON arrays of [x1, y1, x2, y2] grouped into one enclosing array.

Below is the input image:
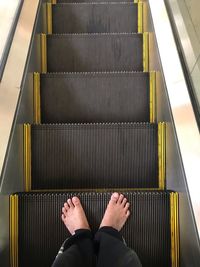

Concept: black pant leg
[[52, 229, 96, 267], [95, 227, 142, 267]]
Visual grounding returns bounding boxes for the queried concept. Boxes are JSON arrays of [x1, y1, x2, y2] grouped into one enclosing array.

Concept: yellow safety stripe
[[24, 124, 31, 192], [143, 32, 149, 72], [41, 34, 47, 73], [33, 72, 41, 124], [158, 122, 166, 189], [150, 71, 156, 123], [138, 2, 143, 33], [46, 3, 52, 34], [51, 0, 57, 4], [31, 187, 162, 193], [170, 192, 179, 267], [10, 195, 18, 267]]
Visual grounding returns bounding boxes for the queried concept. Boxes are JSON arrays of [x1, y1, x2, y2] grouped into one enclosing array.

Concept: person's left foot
[[61, 197, 90, 235]]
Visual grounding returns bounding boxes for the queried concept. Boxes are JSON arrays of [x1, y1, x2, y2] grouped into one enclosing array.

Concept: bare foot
[[61, 196, 90, 235], [100, 192, 130, 231]]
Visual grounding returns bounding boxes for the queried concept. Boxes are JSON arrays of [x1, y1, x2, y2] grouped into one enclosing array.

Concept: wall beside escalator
[[167, 0, 200, 124]]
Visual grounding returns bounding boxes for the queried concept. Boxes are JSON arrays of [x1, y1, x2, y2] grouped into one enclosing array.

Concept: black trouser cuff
[[63, 229, 93, 251], [98, 226, 123, 242]]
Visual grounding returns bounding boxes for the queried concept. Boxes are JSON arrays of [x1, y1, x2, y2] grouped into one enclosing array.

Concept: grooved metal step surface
[[47, 34, 143, 72], [56, 0, 134, 2], [15, 191, 172, 267], [40, 72, 150, 123], [52, 3, 138, 33], [31, 123, 159, 190]]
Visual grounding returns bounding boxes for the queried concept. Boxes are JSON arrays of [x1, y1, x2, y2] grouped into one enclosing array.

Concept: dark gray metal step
[[39, 72, 150, 123], [56, 0, 134, 2], [29, 123, 160, 190], [52, 3, 138, 33], [46, 33, 143, 72], [10, 191, 178, 267]]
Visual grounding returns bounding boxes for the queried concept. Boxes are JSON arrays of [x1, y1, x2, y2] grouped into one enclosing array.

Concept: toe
[[72, 196, 81, 206], [110, 192, 119, 203], [122, 198, 127, 207], [61, 214, 65, 222], [64, 202, 69, 210], [124, 202, 130, 212], [67, 199, 74, 208], [62, 207, 67, 217], [118, 194, 124, 204], [126, 210, 131, 218]]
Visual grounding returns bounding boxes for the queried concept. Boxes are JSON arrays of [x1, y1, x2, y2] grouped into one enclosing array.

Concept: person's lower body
[[52, 227, 142, 267], [52, 193, 142, 267], [52, 229, 95, 267], [95, 227, 142, 267]]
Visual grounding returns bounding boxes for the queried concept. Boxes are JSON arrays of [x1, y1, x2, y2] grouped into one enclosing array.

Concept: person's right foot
[[61, 196, 90, 235], [99, 192, 130, 231]]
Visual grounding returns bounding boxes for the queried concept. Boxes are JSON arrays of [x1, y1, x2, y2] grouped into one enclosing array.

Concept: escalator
[[8, 1, 180, 266]]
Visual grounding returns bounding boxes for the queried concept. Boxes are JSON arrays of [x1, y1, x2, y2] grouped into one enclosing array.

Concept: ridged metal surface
[[40, 72, 150, 123], [47, 33, 143, 72], [31, 123, 158, 189], [52, 3, 138, 33], [57, 0, 134, 2], [17, 191, 171, 267]]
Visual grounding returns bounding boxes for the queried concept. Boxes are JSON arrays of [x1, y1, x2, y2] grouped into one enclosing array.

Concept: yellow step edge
[[46, 3, 52, 34], [33, 72, 41, 124], [51, 0, 57, 4], [9, 196, 13, 267], [24, 124, 32, 192], [30, 187, 162, 193], [143, 32, 149, 72], [170, 192, 179, 267], [150, 71, 156, 123], [158, 122, 166, 190], [138, 2, 143, 33], [10, 195, 18, 267], [41, 34, 47, 73]]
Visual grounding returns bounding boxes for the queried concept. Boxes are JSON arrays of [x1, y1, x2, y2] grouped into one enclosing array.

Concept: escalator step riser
[[46, 34, 143, 72], [15, 191, 172, 267], [40, 72, 150, 123], [52, 3, 138, 33], [30, 123, 159, 190]]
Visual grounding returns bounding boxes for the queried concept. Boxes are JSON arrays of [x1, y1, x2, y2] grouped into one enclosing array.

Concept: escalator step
[[52, 3, 138, 33], [29, 123, 160, 190], [46, 33, 143, 72], [56, 0, 134, 2], [10, 191, 176, 267], [39, 72, 150, 123]]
